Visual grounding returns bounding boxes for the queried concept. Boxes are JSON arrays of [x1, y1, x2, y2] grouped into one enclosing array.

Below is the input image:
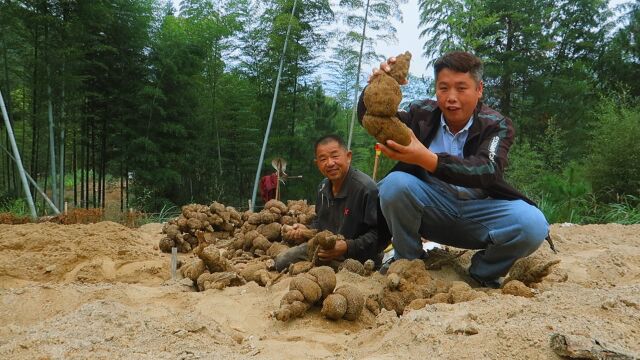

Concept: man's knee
[[379, 172, 425, 205], [517, 205, 548, 254]]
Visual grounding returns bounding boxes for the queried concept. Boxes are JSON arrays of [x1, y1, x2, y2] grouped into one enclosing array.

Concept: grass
[[138, 204, 180, 224], [598, 196, 640, 225], [538, 192, 640, 225], [0, 197, 31, 218]]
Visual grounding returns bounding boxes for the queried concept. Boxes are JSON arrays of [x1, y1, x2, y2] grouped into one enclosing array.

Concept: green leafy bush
[[0, 195, 30, 217], [586, 95, 640, 200], [506, 140, 546, 195]]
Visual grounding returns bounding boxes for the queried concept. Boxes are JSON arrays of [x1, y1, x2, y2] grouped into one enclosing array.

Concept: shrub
[[586, 94, 640, 201]]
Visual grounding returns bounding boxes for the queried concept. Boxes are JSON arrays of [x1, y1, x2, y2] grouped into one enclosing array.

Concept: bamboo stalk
[[250, 0, 299, 211], [0, 90, 37, 219]]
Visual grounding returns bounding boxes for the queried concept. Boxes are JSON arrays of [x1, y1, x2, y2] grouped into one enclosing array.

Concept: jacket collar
[[425, 101, 483, 147], [320, 166, 353, 199], [466, 101, 483, 140]]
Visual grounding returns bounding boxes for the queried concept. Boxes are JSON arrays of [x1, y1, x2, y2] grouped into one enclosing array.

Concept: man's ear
[[346, 150, 353, 162], [477, 80, 484, 98]]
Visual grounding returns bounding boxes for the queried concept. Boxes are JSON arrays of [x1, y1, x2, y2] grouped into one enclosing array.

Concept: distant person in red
[[259, 172, 278, 203]]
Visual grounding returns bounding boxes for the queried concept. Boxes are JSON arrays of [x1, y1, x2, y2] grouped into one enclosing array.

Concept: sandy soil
[[0, 222, 638, 359]]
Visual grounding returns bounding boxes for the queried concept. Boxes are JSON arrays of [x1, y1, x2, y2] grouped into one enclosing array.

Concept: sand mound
[[0, 222, 168, 286], [0, 223, 639, 359]]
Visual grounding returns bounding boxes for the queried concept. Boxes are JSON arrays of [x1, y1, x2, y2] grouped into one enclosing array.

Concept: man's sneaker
[[379, 257, 396, 275], [468, 272, 502, 289]]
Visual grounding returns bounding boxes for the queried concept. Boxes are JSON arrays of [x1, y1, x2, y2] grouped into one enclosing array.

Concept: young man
[[358, 51, 549, 287], [274, 134, 382, 271]]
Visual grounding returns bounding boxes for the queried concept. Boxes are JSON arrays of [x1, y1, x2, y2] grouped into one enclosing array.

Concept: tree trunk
[[2, 134, 7, 192], [100, 116, 106, 209], [20, 83, 27, 192], [47, 67, 57, 207], [59, 125, 64, 209], [30, 27, 39, 198], [80, 121, 85, 207], [210, 42, 223, 176], [4, 133, 10, 193], [73, 129, 77, 207], [289, 54, 299, 163], [91, 120, 96, 208], [31, 123, 39, 202], [125, 162, 129, 210], [59, 63, 65, 210], [501, 15, 513, 117], [45, 20, 58, 207], [120, 159, 124, 212], [83, 113, 89, 208], [42, 152, 48, 213], [1, 89, 37, 218], [2, 32, 15, 194]]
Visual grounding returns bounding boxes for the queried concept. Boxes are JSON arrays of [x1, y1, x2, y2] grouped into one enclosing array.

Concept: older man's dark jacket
[[310, 167, 382, 265]]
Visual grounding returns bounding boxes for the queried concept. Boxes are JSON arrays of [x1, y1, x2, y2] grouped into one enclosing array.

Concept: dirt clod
[[504, 254, 561, 286], [502, 280, 535, 298]]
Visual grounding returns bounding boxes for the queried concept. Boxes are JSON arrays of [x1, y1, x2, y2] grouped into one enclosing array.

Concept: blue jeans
[[378, 172, 549, 281]]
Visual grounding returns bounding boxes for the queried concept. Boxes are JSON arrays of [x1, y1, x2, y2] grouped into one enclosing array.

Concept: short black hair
[[314, 134, 347, 154], [434, 51, 483, 84]]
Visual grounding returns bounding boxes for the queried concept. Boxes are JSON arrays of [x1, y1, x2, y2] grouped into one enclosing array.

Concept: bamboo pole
[[59, 67, 65, 210], [47, 65, 58, 207], [0, 90, 37, 219], [250, 0, 298, 212], [59, 126, 64, 210], [1, 143, 60, 214], [347, 0, 371, 150]]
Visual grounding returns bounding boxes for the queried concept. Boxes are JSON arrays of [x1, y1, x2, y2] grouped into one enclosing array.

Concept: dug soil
[[0, 222, 638, 359]]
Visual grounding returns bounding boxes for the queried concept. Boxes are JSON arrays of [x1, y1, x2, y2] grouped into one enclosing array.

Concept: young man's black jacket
[[358, 96, 537, 249], [310, 167, 382, 265]]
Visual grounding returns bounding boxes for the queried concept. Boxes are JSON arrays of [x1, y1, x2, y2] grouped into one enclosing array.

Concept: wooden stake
[[170, 247, 178, 280], [372, 143, 381, 181]]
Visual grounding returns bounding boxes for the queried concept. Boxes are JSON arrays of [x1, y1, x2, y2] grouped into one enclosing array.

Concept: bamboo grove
[[1, 0, 639, 223]]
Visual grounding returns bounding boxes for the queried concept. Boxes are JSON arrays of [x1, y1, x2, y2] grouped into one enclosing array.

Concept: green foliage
[[596, 195, 640, 225], [505, 140, 546, 194], [0, 197, 30, 217], [400, 74, 434, 109], [539, 193, 640, 225], [585, 95, 640, 200], [506, 115, 567, 195], [1, 0, 638, 227], [130, 185, 176, 213], [538, 165, 591, 223], [595, 2, 640, 97], [326, 0, 406, 107]]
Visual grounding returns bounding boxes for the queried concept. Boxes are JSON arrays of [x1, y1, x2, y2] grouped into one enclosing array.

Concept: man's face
[[435, 68, 483, 126], [315, 140, 352, 182]]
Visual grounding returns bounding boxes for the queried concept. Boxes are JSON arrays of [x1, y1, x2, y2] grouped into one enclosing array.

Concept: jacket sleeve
[[309, 184, 322, 230], [433, 116, 515, 188], [345, 186, 378, 259]]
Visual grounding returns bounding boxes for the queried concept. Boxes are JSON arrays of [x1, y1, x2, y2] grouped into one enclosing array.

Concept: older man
[[274, 134, 382, 271]]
